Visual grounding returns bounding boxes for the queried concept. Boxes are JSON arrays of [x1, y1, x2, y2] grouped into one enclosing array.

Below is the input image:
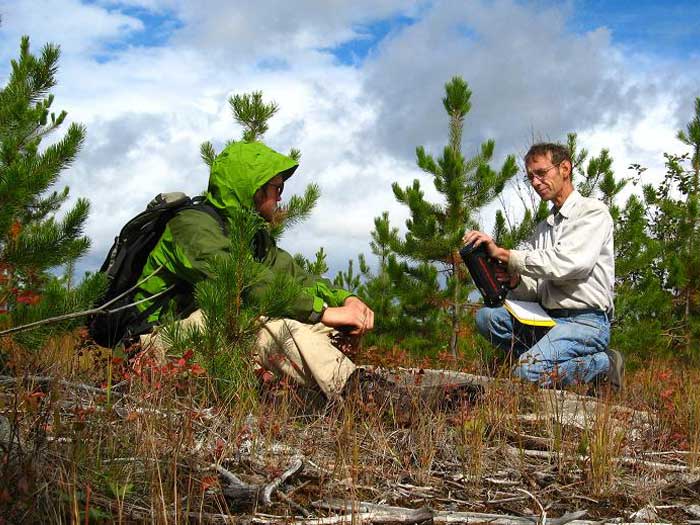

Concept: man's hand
[[494, 265, 521, 288], [463, 230, 518, 287], [320, 296, 375, 335], [462, 230, 510, 264]]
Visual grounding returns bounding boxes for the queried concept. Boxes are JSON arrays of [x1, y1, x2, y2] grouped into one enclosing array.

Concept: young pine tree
[[567, 133, 630, 215], [295, 247, 330, 276], [334, 213, 405, 348], [389, 76, 518, 356], [165, 208, 302, 404], [637, 97, 700, 358], [0, 37, 97, 347], [589, 100, 700, 360], [612, 190, 669, 357]]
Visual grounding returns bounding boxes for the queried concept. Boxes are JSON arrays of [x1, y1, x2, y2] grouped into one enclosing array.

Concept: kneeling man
[[463, 143, 623, 390]]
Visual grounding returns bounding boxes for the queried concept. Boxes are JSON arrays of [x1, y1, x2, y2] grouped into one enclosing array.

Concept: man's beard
[[268, 206, 288, 226]]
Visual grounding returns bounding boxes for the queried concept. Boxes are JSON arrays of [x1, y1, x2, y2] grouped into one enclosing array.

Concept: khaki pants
[[140, 310, 356, 398]]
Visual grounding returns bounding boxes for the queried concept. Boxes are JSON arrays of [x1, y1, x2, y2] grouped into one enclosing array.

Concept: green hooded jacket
[[134, 141, 353, 324]]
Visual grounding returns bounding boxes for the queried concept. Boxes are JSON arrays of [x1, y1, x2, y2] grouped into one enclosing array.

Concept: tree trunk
[[449, 256, 459, 357]]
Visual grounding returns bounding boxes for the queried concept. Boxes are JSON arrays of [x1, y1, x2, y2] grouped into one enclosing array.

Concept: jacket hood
[[206, 141, 298, 219]]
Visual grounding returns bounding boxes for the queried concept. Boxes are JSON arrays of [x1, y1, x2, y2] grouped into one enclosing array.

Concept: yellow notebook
[[504, 299, 556, 327]]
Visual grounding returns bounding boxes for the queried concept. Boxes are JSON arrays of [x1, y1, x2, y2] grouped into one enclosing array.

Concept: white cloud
[[362, 0, 651, 161], [168, 0, 423, 59], [0, 0, 143, 59], [577, 92, 690, 204]]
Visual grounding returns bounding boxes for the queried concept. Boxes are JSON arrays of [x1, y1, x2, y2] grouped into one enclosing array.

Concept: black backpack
[[88, 192, 225, 347]]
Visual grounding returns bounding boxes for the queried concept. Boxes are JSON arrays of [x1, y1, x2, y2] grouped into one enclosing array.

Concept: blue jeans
[[475, 306, 610, 386]]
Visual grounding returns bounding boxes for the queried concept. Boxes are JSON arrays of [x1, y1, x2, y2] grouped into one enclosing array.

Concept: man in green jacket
[[134, 141, 374, 398]]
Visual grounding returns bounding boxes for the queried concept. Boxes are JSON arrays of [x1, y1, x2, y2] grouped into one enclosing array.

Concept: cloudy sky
[[1, 0, 699, 278]]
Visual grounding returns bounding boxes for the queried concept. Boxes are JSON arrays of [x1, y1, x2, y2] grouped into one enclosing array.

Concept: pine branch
[[229, 91, 278, 142], [200, 141, 217, 168]]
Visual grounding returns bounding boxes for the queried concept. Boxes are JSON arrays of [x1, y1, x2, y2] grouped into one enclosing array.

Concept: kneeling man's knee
[[474, 307, 492, 337]]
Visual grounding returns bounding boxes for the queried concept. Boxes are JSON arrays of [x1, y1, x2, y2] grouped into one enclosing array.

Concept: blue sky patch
[[325, 14, 417, 66], [569, 0, 700, 59], [87, 2, 183, 62]]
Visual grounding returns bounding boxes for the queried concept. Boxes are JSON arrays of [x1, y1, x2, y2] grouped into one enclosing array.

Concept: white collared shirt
[[507, 190, 615, 313]]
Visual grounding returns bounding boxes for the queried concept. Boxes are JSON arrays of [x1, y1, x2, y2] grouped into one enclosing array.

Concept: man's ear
[[561, 160, 573, 180]]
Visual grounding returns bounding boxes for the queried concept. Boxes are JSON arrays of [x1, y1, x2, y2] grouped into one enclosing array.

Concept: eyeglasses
[[267, 181, 284, 197], [526, 162, 561, 182]]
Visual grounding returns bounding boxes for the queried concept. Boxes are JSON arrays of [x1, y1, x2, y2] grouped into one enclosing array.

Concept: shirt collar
[[546, 190, 580, 225]]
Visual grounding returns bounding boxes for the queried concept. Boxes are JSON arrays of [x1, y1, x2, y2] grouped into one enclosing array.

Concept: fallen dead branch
[[505, 445, 693, 473], [0, 374, 125, 398], [310, 500, 593, 525], [261, 455, 304, 505], [214, 464, 260, 506], [213, 456, 305, 509]]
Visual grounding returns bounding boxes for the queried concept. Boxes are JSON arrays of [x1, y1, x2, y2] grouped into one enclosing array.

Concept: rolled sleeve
[[508, 273, 538, 301], [507, 249, 527, 275]]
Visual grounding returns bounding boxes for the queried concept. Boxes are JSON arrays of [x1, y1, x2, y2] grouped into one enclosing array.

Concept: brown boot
[[341, 368, 398, 405]]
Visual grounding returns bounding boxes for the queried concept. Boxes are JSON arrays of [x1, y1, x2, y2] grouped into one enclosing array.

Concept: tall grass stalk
[[584, 391, 625, 494]]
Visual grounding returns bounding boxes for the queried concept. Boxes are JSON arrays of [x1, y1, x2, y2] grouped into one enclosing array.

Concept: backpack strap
[[189, 197, 229, 236]]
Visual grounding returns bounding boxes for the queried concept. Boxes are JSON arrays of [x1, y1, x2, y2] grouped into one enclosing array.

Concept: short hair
[[524, 143, 571, 166]]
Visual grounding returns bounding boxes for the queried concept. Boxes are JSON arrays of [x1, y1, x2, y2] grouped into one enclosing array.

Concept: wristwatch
[[308, 300, 328, 324]]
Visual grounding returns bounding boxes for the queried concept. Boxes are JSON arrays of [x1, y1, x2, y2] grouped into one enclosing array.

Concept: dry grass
[[1, 338, 700, 524]]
